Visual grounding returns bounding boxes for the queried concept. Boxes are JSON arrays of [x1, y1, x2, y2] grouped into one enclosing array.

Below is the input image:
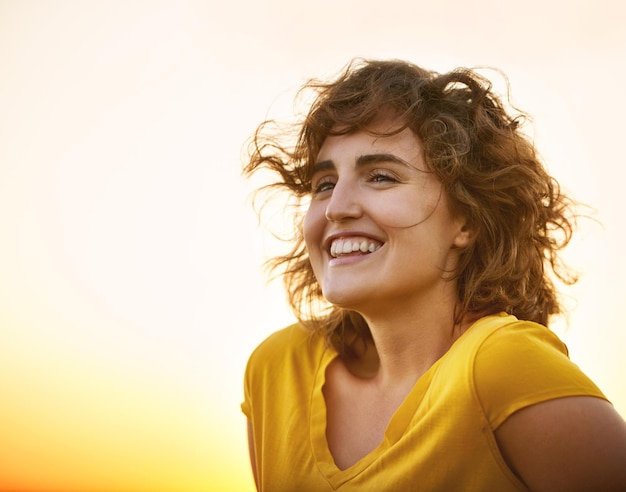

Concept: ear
[[453, 220, 471, 249]]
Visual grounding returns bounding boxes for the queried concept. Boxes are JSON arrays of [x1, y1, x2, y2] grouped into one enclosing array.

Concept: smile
[[329, 237, 382, 258]]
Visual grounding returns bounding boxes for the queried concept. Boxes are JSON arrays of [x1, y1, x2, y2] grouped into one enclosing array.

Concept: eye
[[311, 176, 336, 194], [368, 170, 399, 184]]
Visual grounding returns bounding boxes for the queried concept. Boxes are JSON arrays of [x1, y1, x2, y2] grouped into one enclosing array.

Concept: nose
[[324, 179, 363, 222]]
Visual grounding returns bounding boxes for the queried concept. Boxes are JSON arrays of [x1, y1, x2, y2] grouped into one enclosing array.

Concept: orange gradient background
[[1, 1, 624, 490]]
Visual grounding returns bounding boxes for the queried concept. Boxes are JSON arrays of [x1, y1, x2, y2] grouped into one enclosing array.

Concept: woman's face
[[303, 120, 469, 315]]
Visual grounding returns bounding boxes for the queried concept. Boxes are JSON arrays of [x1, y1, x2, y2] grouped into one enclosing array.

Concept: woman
[[241, 59, 626, 491]]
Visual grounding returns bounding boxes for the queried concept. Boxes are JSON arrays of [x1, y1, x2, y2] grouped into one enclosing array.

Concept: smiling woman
[[241, 59, 626, 491], [304, 124, 467, 316]]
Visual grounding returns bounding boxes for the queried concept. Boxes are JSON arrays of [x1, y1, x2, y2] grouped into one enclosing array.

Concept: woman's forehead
[[316, 123, 423, 163]]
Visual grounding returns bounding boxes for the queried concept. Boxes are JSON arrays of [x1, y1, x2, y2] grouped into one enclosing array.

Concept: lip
[[328, 251, 378, 266]]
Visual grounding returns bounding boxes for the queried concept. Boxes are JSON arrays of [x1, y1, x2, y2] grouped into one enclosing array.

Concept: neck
[[347, 290, 470, 388]]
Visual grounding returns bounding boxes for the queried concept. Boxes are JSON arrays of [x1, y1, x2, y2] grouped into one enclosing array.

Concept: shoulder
[[466, 314, 606, 429], [244, 323, 326, 378], [468, 316, 626, 489], [247, 322, 322, 358], [472, 313, 571, 376], [467, 312, 568, 355], [458, 313, 571, 379], [242, 323, 327, 418]]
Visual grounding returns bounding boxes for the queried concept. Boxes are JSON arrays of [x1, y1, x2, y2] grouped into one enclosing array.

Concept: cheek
[[368, 192, 438, 230], [303, 205, 323, 251], [302, 208, 326, 282]]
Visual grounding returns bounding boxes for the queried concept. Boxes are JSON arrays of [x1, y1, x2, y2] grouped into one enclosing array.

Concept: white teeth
[[329, 238, 382, 258]]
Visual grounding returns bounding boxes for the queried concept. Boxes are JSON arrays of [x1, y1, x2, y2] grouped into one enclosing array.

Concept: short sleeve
[[241, 373, 252, 419], [240, 335, 264, 420], [473, 321, 607, 430]]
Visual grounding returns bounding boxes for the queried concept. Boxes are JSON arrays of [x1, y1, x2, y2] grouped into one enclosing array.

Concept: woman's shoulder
[[465, 312, 567, 354], [473, 313, 569, 360], [469, 313, 576, 379], [466, 313, 606, 429], [245, 322, 327, 373], [249, 322, 322, 354]]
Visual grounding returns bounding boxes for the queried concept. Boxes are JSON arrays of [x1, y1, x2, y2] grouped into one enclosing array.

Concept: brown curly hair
[[245, 59, 578, 357]]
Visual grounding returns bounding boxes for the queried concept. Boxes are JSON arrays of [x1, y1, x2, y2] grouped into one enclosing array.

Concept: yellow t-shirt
[[241, 313, 606, 491]]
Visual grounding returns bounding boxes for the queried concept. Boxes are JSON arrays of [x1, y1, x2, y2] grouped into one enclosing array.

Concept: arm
[[247, 419, 259, 491], [495, 396, 626, 491]]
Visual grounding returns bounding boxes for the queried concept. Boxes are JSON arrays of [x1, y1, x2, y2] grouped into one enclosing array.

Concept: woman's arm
[[495, 396, 626, 491], [247, 419, 259, 491]]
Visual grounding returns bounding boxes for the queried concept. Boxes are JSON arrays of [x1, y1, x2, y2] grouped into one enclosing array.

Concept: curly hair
[[244, 59, 578, 357]]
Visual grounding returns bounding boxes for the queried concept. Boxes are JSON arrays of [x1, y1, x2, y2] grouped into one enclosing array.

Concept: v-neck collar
[[309, 343, 446, 488], [306, 315, 514, 488]]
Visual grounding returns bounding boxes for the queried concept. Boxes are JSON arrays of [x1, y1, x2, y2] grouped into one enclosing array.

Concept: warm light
[[0, 1, 622, 490]]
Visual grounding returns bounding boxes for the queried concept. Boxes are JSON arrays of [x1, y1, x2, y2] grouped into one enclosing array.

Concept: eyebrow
[[311, 153, 412, 175]]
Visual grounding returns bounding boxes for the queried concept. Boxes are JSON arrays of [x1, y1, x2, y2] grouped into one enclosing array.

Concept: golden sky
[[1, 0, 624, 490]]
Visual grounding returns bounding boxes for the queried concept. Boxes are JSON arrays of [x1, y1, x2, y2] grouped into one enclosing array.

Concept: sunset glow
[[1, 1, 624, 490]]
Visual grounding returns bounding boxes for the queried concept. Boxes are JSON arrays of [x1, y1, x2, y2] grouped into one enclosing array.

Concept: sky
[[0, 0, 624, 490]]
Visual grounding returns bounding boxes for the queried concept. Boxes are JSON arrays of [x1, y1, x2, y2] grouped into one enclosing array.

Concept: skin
[[247, 118, 626, 489], [495, 396, 626, 491]]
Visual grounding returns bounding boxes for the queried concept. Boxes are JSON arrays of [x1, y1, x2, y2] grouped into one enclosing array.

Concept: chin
[[321, 286, 374, 312], [321, 289, 355, 308]]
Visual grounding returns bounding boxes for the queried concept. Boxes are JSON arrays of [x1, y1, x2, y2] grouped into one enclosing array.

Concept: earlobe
[[453, 222, 471, 249]]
